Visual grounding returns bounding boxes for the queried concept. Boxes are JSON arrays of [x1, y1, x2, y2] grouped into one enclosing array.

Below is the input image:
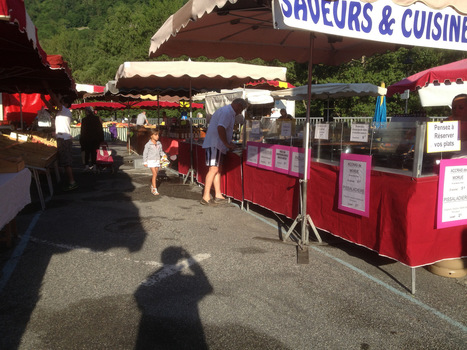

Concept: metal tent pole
[[282, 34, 322, 247], [183, 79, 195, 184]]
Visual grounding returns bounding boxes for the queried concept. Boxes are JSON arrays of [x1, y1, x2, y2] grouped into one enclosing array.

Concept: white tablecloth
[[0, 168, 31, 229]]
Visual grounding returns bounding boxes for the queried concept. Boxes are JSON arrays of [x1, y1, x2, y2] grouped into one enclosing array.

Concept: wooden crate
[[0, 155, 25, 173]]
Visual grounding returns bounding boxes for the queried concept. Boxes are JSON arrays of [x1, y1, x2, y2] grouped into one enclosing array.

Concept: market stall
[[0, 134, 58, 210], [0, 0, 75, 214], [148, 0, 467, 287], [113, 60, 287, 182]]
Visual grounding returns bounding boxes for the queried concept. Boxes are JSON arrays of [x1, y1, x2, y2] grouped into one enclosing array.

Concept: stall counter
[[177, 141, 466, 268]]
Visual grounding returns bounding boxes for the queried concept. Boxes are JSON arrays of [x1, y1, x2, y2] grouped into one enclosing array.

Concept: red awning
[[387, 59, 467, 97], [0, 1, 76, 96], [0, 0, 48, 68], [71, 100, 203, 111]]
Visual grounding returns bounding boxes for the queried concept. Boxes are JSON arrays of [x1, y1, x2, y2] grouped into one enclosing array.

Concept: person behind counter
[[278, 108, 293, 120], [136, 111, 149, 126], [276, 108, 296, 138], [200, 98, 248, 205]]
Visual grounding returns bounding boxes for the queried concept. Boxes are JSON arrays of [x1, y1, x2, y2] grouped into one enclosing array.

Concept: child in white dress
[[143, 129, 165, 195]]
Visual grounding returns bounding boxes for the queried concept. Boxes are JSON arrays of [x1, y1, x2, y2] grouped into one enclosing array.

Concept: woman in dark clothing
[[80, 107, 104, 171]]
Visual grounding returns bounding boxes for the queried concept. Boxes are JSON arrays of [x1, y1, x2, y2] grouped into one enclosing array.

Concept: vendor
[[136, 111, 150, 126], [276, 108, 296, 138]]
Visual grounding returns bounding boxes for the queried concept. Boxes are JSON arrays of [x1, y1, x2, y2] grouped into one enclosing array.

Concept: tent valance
[[271, 83, 387, 101], [114, 61, 287, 94]]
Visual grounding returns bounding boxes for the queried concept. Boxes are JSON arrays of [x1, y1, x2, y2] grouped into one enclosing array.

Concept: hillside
[[25, 0, 186, 85]]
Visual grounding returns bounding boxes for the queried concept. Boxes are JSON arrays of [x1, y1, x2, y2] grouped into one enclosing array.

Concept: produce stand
[[0, 134, 58, 210]]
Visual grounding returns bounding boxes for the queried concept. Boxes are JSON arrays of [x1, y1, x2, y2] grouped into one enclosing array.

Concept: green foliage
[[26, 0, 186, 85], [25, 1, 467, 117]]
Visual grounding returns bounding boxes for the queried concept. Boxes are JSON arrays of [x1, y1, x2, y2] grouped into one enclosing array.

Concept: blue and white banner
[[273, 0, 467, 51]]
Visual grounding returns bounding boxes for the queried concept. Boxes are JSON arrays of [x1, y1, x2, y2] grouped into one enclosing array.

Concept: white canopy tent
[[418, 82, 467, 107], [271, 83, 387, 122], [114, 60, 287, 183], [270, 83, 387, 100], [115, 61, 287, 95]]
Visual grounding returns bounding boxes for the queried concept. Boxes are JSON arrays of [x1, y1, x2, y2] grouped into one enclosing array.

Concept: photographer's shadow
[[135, 246, 213, 350]]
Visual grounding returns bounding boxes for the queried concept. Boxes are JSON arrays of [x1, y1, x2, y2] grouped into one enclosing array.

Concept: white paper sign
[[350, 124, 369, 142], [290, 151, 305, 174], [314, 124, 329, 140], [259, 147, 274, 168], [251, 121, 261, 135], [274, 147, 290, 172], [280, 122, 292, 137], [18, 134, 28, 142], [341, 159, 367, 212], [427, 121, 461, 153], [440, 164, 467, 224], [246, 144, 259, 165]]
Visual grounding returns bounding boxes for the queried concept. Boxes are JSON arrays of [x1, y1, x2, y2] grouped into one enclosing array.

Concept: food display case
[[242, 117, 304, 147], [243, 117, 456, 178]]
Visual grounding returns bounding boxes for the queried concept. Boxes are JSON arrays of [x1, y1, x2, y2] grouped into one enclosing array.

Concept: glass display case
[[242, 117, 304, 147], [242, 118, 461, 177]]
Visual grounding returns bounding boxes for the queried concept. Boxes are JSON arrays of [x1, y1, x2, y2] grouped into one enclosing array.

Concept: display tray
[[0, 136, 57, 168]]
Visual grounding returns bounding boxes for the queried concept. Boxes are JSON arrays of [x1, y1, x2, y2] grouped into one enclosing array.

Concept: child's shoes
[[151, 185, 159, 196]]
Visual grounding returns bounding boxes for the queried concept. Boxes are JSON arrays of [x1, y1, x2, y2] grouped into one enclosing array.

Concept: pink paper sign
[[338, 154, 372, 217], [437, 158, 467, 228], [288, 147, 312, 179], [273, 145, 291, 175], [246, 142, 261, 167], [257, 143, 275, 170]]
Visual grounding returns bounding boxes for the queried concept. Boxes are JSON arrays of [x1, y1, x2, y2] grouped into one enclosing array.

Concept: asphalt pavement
[[0, 140, 466, 350]]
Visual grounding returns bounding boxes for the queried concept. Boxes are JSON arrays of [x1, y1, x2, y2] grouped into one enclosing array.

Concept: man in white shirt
[[201, 98, 247, 205], [136, 111, 149, 126], [41, 93, 78, 191]]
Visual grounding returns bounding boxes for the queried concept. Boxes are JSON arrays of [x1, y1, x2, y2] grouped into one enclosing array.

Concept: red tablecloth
[[160, 136, 183, 157], [243, 159, 300, 217], [178, 141, 191, 176], [307, 162, 466, 267]]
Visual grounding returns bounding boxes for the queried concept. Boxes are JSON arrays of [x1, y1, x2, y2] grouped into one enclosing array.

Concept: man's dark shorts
[[205, 147, 224, 167], [57, 138, 73, 167]]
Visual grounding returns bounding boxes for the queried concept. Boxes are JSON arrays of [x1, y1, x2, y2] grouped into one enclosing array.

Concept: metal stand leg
[[31, 169, 46, 211], [183, 119, 195, 184], [411, 267, 416, 295], [53, 161, 60, 183], [183, 168, 195, 184], [282, 179, 322, 244]]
